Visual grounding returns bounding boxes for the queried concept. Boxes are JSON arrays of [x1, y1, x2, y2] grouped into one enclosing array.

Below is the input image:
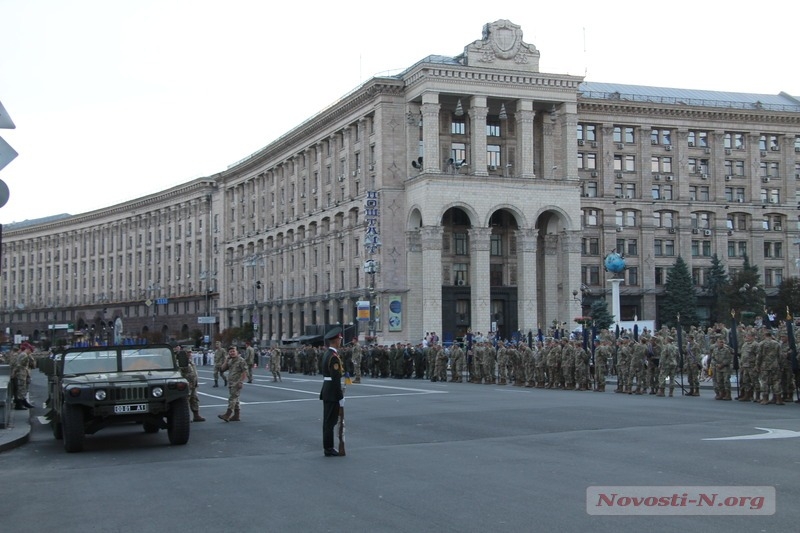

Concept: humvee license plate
[[114, 404, 149, 414]]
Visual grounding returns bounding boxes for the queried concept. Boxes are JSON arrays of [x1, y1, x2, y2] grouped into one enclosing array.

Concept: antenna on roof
[[583, 27, 588, 79]]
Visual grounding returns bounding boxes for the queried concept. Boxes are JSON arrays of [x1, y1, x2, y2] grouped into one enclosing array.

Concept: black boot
[[22, 398, 35, 409], [14, 399, 27, 410]]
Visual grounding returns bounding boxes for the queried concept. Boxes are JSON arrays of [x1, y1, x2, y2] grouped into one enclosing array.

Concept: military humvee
[[41, 344, 191, 452]]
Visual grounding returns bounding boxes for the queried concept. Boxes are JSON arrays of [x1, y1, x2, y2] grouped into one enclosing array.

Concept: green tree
[[703, 253, 729, 323], [776, 276, 800, 318], [725, 253, 764, 325], [661, 256, 699, 328], [588, 299, 615, 331]]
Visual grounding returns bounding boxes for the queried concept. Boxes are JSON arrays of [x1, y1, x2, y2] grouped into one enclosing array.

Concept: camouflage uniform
[[534, 342, 547, 388], [12, 349, 36, 409], [573, 342, 590, 391], [481, 342, 496, 384], [213, 341, 227, 387], [271, 347, 282, 382], [449, 343, 465, 382], [779, 334, 795, 402], [521, 343, 535, 387], [546, 340, 561, 389], [628, 339, 646, 394], [683, 336, 701, 396], [350, 342, 363, 383], [755, 331, 783, 405], [709, 339, 733, 401], [738, 334, 759, 401], [615, 339, 630, 393], [594, 341, 611, 392], [244, 343, 255, 383], [219, 347, 250, 421], [178, 351, 205, 421], [657, 338, 678, 397], [560, 341, 575, 389], [434, 344, 448, 382], [496, 344, 509, 385]]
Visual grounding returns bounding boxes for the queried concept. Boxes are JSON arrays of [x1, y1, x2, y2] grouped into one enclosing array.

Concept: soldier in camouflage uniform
[[244, 342, 255, 383], [449, 341, 465, 382], [351, 340, 363, 383], [534, 340, 547, 388], [755, 329, 783, 405], [218, 346, 249, 421], [572, 341, 590, 391], [213, 341, 228, 387], [481, 342, 496, 384], [176, 345, 205, 422], [656, 337, 678, 397], [561, 339, 575, 390], [594, 339, 611, 392], [546, 338, 561, 389], [629, 337, 646, 394], [496, 343, 509, 385], [779, 332, 795, 403], [683, 333, 701, 396], [270, 346, 283, 382], [709, 336, 733, 401], [737, 331, 759, 402], [521, 342, 535, 387], [614, 337, 629, 393], [645, 336, 661, 395], [12, 347, 36, 410]]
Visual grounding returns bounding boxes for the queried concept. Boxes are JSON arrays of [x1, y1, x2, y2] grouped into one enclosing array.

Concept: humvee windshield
[[62, 347, 175, 374]]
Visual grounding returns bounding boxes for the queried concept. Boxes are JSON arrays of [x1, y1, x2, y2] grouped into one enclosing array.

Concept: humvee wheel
[[167, 397, 190, 445]]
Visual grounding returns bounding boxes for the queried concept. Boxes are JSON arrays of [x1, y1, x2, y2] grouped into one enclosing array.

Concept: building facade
[[1, 20, 799, 346]]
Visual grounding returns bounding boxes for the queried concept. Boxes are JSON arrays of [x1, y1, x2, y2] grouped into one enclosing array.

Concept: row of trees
[[580, 254, 799, 332]]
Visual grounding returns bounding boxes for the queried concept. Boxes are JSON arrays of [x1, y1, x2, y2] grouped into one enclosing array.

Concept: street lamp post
[[364, 259, 378, 339]]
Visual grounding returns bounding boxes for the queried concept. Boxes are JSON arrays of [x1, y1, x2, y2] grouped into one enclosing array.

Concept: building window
[[582, 237, 600, 256], [651, 129, 672, 146], [613, 126, 635, 144], [486, 120, 501, 137], [764, 268, 783, 287], [453, 263, 468, 285], [451, 143, 466, 165], [582, 265, 600, 286], [577, 123, 597, 142], [452, 119, 465, 135], [454, 233, 468, 255], [487, 145, 501, 167], [655, 267, 666, 286], [490, 234, 502, 256], [578, 152, 597, 170], [615, 238, 638, 257], [584, 181, 598, 198], [583, 209, 599, 227], [625, 267, 638, 286], [616, 210, 637, 227], [764, 241, 783, 258]]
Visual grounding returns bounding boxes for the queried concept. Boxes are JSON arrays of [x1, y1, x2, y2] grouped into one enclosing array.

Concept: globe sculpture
[[604, 251, 626, 274]]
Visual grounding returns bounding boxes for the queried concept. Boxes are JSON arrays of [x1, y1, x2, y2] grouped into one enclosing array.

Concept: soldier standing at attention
[[271, 346, 283, 382], [244, 341, 256, 383], [319, 328, 344, 457], [710, 336, 734, 401], [218, 346, 249, 422], [213, 341, 227, 388], [594, 339, 611, 392], [657, 337, 679, 397], [175, 345, 205, 422], [683, 334, 701, 397], [449, 341, 465, 382], [629, 337, 647, 395], [755, 329, 783, 405], [351, 339, 363, 383], [12, 346, 36, 410], [738, 332, 759, 402]]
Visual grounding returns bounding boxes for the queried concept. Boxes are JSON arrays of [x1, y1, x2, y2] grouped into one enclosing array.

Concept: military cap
[[324, 327, 343, 340]]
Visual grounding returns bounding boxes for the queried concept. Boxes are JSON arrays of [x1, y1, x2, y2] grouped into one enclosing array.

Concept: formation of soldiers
[[271, 321, 799, 406]]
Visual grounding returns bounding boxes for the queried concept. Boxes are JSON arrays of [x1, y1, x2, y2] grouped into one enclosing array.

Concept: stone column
[[469, 96, 488, 177], [561, 101, 579, 181], [516, 100, 536, 179], [516, 228, 538, 331], [420, 225, 443, 337], [542, 234, 559, 328], [562, 230, 583, 329], [469, 227, 492, 335], [406, 229, 423, 341], [421, 93, 441, 174]]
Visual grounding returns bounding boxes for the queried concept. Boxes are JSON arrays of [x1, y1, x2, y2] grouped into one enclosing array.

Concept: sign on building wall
[[356, 300, 370, 322], [388, 295, 402, 331], [364, 191, 381, 254]]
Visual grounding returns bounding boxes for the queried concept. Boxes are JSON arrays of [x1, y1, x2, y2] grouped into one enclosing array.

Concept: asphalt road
[[1, 368, 798, 533]]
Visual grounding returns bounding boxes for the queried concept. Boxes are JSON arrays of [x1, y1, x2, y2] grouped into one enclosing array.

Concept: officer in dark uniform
[[319, 327, 344, 457]]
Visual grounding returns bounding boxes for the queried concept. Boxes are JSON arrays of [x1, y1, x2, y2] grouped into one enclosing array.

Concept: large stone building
[[1, 20, 799, 346]]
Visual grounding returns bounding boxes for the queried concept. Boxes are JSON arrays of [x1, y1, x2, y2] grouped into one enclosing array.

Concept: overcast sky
[[1, 0, 797, 225]]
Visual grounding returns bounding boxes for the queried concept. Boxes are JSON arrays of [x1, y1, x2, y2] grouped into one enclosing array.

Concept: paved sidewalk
[[0, 406, 32, 453]]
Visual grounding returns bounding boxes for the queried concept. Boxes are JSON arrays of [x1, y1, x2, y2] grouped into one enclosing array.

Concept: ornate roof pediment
[[462, 19, 540, 72]]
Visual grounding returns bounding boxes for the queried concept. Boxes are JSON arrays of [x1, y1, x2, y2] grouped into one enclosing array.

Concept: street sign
[[197, 316, 216, 324], [155, 298, 168, 305]]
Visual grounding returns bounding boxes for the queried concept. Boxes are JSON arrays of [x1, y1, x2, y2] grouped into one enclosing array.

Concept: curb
[[0, 408, 32, 453]]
